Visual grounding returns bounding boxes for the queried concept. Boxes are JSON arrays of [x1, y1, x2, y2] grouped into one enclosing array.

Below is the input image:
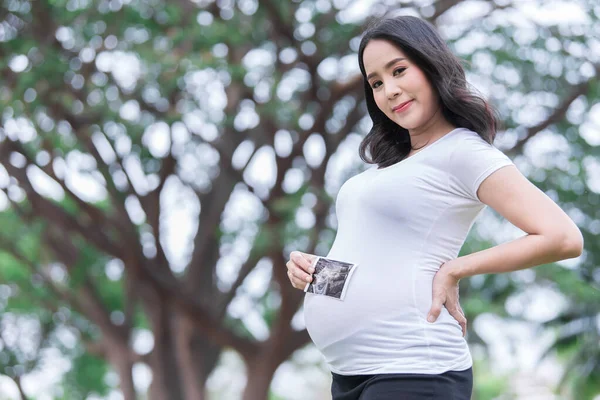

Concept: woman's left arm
[[427, 165, 584, 332], [451, 164, 583, 278]]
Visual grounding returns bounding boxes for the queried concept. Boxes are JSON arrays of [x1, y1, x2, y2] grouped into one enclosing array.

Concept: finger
[[288, 270, 302, 289], [290, 251, 315, 273], [448, 305, 467, 337], [287, 261, 313, 284], [427, 298, 443, 323], [290, 251, 312, 273], [458, 308, 468, 337], [288, 267, 312, 289], [285, 260, 312, 282], [450, 308, 467, 337], [459, 316, 467, 337], [287, 270, 299, 289]]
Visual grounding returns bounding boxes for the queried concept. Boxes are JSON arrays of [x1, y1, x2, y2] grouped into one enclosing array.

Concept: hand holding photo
[[303, 257, 359, 300]]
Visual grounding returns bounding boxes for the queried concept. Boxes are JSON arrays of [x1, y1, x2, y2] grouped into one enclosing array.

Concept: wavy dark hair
[[357, 15, 501, 168]]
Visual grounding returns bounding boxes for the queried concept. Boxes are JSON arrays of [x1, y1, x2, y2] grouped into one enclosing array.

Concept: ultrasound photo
[[303, 257, 359, 301]]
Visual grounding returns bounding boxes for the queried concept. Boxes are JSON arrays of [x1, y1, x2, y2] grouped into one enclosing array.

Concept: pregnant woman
[[285, 15, 584, 400]]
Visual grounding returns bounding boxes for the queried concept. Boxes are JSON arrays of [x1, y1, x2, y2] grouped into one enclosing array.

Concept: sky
[[0, 0, 598, 399]]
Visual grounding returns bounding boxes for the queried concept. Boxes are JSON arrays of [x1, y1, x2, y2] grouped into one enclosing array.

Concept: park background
[[0, 0, 599, 399]]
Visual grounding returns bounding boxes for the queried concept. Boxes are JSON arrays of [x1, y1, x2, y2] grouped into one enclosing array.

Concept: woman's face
[[362, 39, 442, 134]]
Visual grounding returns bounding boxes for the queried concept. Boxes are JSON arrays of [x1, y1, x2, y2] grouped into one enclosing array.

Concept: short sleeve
[[447, 133, 514, 203]]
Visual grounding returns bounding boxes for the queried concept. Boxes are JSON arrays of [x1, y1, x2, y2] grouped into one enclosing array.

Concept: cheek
[[413, 77, 436, 107], [374, 92, 389, 114], [421, 91, 439, 113]]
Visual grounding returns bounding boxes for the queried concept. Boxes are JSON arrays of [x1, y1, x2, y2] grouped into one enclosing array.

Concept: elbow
[[559, 229, 584, 259]]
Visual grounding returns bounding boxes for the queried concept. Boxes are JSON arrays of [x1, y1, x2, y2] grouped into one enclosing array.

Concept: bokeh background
[[0, 0, 599, 399]]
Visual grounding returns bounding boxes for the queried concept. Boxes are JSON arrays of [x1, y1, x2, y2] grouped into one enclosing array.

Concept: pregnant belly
[[303, 266, 422, 351]]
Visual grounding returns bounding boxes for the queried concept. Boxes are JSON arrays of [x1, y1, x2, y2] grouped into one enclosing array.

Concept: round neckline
[[374, 127, 463, 171]]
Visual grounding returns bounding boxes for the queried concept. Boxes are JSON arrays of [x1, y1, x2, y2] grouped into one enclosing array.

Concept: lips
[[392, 100, 414, 112]]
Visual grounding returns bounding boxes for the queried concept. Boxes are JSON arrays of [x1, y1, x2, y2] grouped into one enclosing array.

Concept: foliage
[[0, 0, 598, 399]]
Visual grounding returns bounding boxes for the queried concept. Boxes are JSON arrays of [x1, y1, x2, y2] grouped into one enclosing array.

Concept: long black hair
[[357, 15, 500, 168]]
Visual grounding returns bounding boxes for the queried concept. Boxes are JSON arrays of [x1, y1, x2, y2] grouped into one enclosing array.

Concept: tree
[[0, 0, 598, 398]]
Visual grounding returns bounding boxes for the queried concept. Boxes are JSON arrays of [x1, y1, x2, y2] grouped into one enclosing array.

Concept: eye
[[370, 67, 407, 89], [393, 67, 406, 75]]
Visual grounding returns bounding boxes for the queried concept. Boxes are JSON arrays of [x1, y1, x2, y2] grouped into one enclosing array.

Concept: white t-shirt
[[303, 127, 515, 375]]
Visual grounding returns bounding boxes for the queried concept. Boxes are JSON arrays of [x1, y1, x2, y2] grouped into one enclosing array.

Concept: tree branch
[[428, 0, 467, 24], [138, 263, 259, 360], [507, 66, 599, 157]]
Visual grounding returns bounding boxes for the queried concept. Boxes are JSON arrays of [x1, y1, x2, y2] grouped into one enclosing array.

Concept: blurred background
[[0, 0, 599, 399]]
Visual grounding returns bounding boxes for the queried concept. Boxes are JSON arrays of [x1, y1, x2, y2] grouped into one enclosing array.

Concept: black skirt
[[331, 367, 473, 400]]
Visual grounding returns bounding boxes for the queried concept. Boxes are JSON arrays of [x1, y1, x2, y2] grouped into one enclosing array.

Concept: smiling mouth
[[393, 100, 414, 112]]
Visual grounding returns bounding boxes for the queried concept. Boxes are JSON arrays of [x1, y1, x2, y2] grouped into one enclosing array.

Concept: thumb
[[428, 298, 443, 323]]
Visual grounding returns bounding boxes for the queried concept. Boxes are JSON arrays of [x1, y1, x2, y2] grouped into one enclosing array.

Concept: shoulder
[[446, 128, 509, 161], [447, 128, 496, 150], [444, 128, 515, 201]]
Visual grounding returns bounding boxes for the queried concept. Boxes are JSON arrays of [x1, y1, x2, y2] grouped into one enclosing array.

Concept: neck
[[407, 108, 456, 149]]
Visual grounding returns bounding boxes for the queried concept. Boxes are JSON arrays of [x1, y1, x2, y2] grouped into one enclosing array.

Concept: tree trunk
[[191, 335, 222, 390], [111, 352, 136, 400], [147, 325, 185, 400], [174, 314, 207, 400], [142, 289, 185, 400], [241, 354, 279, 400], [13, 376, 27, 400]]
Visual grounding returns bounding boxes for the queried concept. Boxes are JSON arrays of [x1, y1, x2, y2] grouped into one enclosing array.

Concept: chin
[[392, 116, 417, 130]]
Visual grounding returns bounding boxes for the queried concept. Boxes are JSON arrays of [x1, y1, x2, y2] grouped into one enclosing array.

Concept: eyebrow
[[366, 57, 407, 81]]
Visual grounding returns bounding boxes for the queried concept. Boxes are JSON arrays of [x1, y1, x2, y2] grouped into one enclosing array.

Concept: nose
[[385, 80, 401, 100]]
